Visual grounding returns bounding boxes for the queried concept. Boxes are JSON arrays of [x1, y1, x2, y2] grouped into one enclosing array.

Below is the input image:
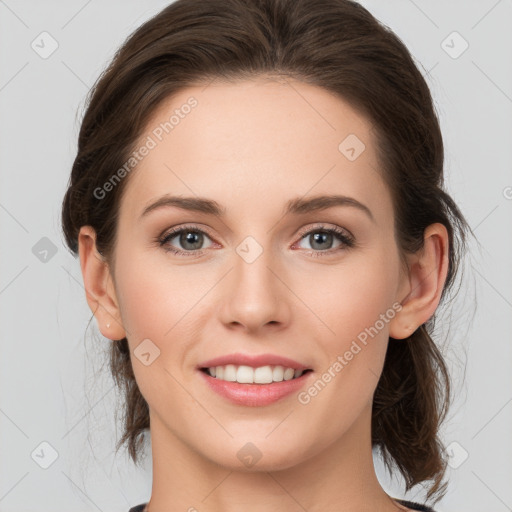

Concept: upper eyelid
[[296, 223, 353, 238], [162, 223, 215, 240]]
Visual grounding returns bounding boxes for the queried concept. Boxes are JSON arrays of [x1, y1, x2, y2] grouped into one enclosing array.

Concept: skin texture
[[79, 78, 449, 512]]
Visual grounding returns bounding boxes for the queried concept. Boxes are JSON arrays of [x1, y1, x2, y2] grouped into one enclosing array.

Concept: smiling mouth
[[200, 365, 313, 385]]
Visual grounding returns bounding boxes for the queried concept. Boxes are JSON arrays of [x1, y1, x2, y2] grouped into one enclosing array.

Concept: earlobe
[[78, 226, 127, 341], [389, 223, 449, 340]]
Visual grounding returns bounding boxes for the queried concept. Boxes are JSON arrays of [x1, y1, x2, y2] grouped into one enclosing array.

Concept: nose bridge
[[234, 233, 279, 300], [221, 233, 289, 329]]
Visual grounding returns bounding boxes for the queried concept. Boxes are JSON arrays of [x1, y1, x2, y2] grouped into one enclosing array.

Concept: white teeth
[[206, 364, 306, 384], [283, 367, 295, 380], [252, 366, 273, 384], [272, 365, 284, 382], [224, 364, 237, 382]]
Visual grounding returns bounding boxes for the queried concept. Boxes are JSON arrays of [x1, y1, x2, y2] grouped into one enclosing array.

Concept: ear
[[389, 223, 449, 340], [78, 226, 127, 341]]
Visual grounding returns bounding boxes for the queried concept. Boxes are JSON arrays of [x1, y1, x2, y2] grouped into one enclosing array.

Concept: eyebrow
[[140, 194, 375, 223]]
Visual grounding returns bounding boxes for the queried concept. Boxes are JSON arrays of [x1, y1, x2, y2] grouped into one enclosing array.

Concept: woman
[[61, 0, 471, 510]]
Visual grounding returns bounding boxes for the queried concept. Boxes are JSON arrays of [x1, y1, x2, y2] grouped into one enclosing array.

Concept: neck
[[145, 404, 406, 512]]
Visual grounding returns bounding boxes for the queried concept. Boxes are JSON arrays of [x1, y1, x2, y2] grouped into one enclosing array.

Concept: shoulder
[[131, 500, 436, 512], [395, 498, 437, 511], [128, 505, 147, 512], [127, 500, 437, 512]]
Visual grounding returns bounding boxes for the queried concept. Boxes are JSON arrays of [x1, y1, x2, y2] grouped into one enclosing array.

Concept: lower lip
[[198, 369, 313, 407]]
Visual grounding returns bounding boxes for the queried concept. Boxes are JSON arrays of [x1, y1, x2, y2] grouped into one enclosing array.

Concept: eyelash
[[156, 223, 356, 258]]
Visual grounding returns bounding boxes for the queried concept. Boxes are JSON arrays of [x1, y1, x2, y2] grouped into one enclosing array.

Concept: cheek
[[115, 272, 160, 338], [299, 253, 400, 410], [114, 252, 202, 339], [302, 260, 399, 414], [297, 252, 399, 339], [112, 258, 199, 407]]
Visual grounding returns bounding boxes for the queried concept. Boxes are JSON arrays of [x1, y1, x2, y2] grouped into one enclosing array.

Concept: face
[[107, 78, 409, 471]]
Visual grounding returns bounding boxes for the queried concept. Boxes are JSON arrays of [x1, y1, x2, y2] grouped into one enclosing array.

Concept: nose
[[218, 241, 291, 333]]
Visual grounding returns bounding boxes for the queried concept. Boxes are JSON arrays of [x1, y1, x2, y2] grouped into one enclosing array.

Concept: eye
[[293, 224, 355, 257], [157, 224, 214, 256], [156, 223, 356, 258]]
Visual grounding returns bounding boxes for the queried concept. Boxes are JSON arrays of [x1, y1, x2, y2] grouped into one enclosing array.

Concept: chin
[[204, 437, 311, 473]]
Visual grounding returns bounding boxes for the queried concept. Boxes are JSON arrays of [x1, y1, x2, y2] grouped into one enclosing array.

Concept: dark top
[[129, 498, 436, 511]]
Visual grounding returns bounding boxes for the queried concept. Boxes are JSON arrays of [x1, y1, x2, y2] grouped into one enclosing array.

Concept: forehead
[[120, 78, 392, 225]]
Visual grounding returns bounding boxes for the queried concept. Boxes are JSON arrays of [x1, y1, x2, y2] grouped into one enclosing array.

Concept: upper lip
[[198, 353, 312, 371]]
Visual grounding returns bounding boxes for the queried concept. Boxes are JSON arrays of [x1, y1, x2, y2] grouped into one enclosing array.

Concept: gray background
[[0, 1, 511, 511]]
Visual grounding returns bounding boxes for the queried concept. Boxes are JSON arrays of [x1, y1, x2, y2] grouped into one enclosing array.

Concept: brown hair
[[61, 0, 472, 504]]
